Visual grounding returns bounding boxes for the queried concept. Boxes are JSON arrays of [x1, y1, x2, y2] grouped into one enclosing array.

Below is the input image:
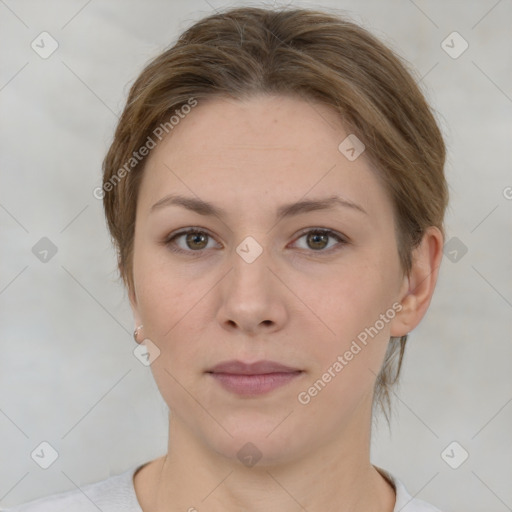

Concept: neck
[[136, 406, 396, 512]]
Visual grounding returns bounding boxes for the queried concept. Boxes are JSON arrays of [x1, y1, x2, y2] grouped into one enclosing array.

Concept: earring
[[133, 324, 144, 344]]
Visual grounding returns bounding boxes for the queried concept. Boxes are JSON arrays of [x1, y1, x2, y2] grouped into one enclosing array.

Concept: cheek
[[307, 261, 397, 339], [133, 266, 194, 372], [134, 245, 203, 333], [296, 276, 393, 418], [298, 254, 400, 378], [134, 269, 207, 411]]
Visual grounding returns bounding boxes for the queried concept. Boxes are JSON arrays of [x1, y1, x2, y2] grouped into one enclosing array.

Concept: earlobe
[[390, 226, 444, 337]]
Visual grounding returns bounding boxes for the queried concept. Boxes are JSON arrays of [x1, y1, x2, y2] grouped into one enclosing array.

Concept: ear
[[390, 226, 444, 337]]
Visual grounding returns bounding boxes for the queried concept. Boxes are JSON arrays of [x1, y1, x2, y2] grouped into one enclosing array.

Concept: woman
[[5, 5, 447, 511]]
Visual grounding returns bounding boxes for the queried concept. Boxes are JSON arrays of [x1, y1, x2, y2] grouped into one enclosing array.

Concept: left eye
[[164, 228, 347, 255], [292, 229, 347, 252]]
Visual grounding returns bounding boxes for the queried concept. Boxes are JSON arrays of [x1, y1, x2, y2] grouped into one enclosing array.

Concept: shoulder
[[374, 466, 444, 512], [1, 465, 144, 512]]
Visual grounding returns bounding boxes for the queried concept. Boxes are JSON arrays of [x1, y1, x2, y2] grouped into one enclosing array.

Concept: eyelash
[[163, 227, 349, 257]]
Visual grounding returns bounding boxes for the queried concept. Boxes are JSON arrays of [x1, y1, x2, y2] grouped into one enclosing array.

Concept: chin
[[200, 418, 311, 469]]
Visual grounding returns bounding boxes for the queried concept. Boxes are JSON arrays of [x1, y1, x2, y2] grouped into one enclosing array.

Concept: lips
[[206, 360, 303, 396], [207, 360, 301, 375]]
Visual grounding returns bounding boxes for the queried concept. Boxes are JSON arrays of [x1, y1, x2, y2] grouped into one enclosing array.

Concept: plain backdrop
[[1, 0, 511, 510]]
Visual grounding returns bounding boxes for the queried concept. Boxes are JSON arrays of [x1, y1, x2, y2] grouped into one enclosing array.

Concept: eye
[[292, 228, 348, 253], [163, 227, 348, 256], [164, 228, 219, 255]]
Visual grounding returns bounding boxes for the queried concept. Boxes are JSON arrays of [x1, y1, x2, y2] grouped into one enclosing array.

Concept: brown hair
[[102, 6, 448, 422]]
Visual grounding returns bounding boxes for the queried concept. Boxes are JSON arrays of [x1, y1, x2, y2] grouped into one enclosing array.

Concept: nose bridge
[[230, 234, 273, 293], [216, 234, 286, 332]]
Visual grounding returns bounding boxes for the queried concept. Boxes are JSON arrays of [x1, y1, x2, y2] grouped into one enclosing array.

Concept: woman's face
[[130, 94, 409, 464]]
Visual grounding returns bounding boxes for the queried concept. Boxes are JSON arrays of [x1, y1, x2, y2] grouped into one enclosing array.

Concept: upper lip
[[207, 360, 301, 375]]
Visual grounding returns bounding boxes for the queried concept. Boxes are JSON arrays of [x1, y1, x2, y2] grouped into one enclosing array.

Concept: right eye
[[164, 228, 220, 255]]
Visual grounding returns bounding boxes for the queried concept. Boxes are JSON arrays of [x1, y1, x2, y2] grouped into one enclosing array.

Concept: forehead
[[158, 94, 346, 158], [137, 94, 392, 222]]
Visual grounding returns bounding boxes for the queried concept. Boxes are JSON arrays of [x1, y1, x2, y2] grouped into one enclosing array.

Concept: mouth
[[206, 360, 303, 396]]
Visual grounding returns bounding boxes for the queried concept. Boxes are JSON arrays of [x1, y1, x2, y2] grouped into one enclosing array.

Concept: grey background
[[1, 0, 511, 510]]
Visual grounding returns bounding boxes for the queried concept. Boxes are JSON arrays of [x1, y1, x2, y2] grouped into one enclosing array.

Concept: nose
[[216, 245, 288, 336]]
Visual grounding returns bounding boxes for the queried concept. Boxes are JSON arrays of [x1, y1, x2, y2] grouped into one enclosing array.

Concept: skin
[[128, 94, 443, 512]]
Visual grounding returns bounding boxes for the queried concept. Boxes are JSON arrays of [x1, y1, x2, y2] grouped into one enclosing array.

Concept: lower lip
[[208, 372, 302, 395]]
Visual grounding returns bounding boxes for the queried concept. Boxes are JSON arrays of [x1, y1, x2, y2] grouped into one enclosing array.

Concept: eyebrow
[[150, 193, 367, 218]]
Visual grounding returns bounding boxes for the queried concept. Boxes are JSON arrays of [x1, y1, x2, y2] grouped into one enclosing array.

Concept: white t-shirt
[[1, 464, 442, 511]]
